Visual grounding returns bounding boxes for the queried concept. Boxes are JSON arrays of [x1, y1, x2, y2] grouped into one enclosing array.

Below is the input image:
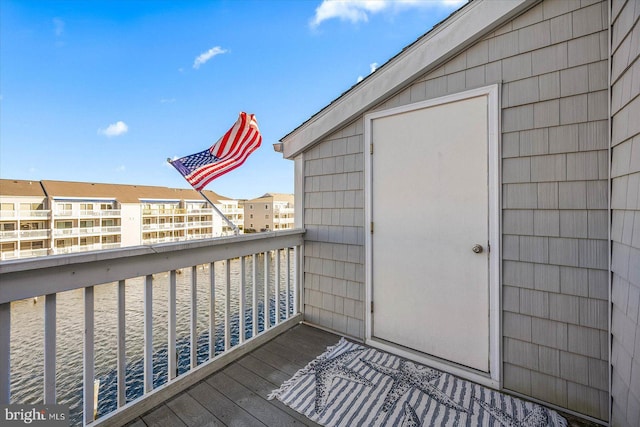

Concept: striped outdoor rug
[[269, 338, 567, 426]]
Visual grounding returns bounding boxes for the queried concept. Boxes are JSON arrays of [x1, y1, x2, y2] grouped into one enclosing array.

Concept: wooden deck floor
[[126, 324, 340, 427]]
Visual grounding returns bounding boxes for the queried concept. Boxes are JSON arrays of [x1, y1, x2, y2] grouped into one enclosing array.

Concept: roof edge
[[280, 0, 538, 159]]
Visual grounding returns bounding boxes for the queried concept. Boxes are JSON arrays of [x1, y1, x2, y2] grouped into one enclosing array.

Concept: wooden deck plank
[[132, 325, 341, 427], [187, 381, 266, 427], [124, 419, 147, 427], [261, 339, 326, 367], [270, 327, 339, 357], [206, 372, 306, 427], [237, 354, 293, 387], [141, 404, 187, 427], [280, 323, 340, 345], [222, 362, 322, 427], [250, 346, 307, 376], [165, 392, 224, 427]]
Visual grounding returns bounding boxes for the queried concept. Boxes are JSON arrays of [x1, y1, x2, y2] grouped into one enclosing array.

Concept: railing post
[[190, 266, 198, 369], [239, 256, 246, 344], [117, 280, 126, 407], [0, 302, 10, 404], [169, 271, 177, 379], [286, 248, 291, 317], [83, 286, 95, 425], [252, 254, 258, 337], [143, 275, 153, 393], [264, 251, 270, 329], [224, 260, 231, 351], [208, 263, 215, 359], [275, 248, 280, 325], [44, 293, 56, 404], [294, 245, 300, 314]]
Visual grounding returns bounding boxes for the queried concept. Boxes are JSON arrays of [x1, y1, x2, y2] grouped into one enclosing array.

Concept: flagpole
[[197, 190, 240, 236]]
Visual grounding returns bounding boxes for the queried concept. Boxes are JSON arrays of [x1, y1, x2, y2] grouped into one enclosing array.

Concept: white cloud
[[98, 121, 129, 137], [356, 62, 378, 83], [116, 165, 126, 172], [310, 0, 467, 28], [53, 18, 65, 36], [193, 46, 228, 69]]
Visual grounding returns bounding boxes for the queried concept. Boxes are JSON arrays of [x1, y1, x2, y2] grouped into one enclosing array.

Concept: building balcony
[[0, 248, 48, 260], [186, 209, 213, 214], [19, 210, 51, 219], [101, 242, 121, 249], [79, 210, 102, 217], [100, 226, 121, 234], [142, 209, 185, 216], [53, 228, 78, 236], [78, 227, 102, 235], [0, 211, 17, 219], [0, 230, 303, 426], [0, 230, 19, 240], [20, 229, 51, 239], [187, 221, 213, 228]]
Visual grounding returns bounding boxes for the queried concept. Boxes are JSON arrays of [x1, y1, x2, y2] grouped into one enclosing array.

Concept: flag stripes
[[170, 112, 262, 191]]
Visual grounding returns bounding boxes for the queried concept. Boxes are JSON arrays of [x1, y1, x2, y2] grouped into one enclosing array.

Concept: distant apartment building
[[0, 180, 51, 259], [243, 193, 294, 232], [0, 179, 246, 260]]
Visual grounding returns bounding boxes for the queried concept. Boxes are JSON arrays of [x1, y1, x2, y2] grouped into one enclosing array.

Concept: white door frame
[[364, 84, 501, 388]]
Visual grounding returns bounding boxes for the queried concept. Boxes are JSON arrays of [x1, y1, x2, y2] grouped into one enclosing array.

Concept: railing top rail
[[0, 228, 304, 304]]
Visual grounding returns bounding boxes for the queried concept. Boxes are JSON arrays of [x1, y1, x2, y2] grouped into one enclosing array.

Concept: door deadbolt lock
[[472, 244, 484, 254]]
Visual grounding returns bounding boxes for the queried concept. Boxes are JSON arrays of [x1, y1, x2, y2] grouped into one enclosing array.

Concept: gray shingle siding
[[610, 0, 640, 426], [299, 0, 619, 422], [303, 124, 366, 339]]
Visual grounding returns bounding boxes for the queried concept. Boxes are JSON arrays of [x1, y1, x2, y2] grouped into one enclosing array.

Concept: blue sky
[[1, 0, 465, 200]]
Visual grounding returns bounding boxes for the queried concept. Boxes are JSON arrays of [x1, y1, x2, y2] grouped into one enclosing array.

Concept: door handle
[[472, 244, 483, 254]]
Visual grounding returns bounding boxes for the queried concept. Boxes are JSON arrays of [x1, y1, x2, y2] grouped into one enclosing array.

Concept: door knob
[[472, 244, 483, 254]]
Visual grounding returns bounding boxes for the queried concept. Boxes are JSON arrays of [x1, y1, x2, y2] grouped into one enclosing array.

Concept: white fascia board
[[52, 196, 117, 201], [281, 0, 537, 159]]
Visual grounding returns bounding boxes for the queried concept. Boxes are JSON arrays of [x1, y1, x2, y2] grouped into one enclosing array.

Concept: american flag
[[169, 112, 262, 191]]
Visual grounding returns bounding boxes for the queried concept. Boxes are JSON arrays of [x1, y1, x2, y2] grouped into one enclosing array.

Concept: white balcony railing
[[20, 210, 51, 218], [20, 229, 51, 239], [101, 243, 121, 249], [0, 211, 16, 219], [53, 228, 78, 236], [0, 229, 303, 426], [0, 251, 18, 260], [79, 227, 101, 235], [0, 231, 19, 240], [13, 248, 49, 259], [99, 210, 121, 217], [187, 221, 213, 228], [100, 226, 121, 234]]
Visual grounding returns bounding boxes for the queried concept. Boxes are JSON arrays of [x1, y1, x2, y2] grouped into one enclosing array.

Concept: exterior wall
[[610, 1, 640, 426], [302, 120, 366, 338], [300, 0, 610, 420]]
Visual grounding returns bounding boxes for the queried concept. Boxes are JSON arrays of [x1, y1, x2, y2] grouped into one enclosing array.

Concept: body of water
[[9, 251, 294, 426]]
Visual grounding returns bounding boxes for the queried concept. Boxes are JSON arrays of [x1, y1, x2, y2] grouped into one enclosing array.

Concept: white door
[[369, 94, 492, 373]]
